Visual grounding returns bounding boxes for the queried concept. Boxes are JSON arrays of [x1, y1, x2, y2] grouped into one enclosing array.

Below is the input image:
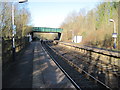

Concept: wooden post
[[118, 1, 120, 89]]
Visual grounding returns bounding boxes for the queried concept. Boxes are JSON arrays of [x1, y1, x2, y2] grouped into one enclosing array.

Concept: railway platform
[[33, 41, 75, 88], [3, 41, 75, 89]]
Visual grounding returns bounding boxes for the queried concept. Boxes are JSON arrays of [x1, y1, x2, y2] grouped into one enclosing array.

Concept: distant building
[[73, 36, 82, 43]]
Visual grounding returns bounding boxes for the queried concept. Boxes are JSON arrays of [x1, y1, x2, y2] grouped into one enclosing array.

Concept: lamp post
[[109, 19, 117, 49], [12, 0, 28, 61]]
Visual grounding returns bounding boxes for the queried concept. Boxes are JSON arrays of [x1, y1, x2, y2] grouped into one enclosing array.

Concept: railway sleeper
[[43, 42, 112, 90]]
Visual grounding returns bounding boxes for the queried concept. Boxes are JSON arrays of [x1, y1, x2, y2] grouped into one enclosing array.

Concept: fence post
[[118, 1, 120, 89]]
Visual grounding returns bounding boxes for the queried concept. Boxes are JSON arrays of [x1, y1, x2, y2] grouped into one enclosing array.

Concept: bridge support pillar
[[58, 32, 61, 40], [30, 32, 33, 40]]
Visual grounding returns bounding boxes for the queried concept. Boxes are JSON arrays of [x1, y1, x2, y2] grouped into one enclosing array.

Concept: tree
[[0, 2, 32, 39], [61, 1, 119, 49]]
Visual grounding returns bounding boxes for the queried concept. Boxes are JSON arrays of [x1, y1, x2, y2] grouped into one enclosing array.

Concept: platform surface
[[32, 41, 75, 88], [3, 41, 75, 89]]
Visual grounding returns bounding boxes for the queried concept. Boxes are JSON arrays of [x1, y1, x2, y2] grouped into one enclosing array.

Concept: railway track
[[49, 41, 118, 74], [41, 41, 112, 90], [52, 45, 118, 74], [47, 41, 119, 89]]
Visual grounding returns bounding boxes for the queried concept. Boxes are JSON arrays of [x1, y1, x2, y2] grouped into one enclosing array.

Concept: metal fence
[[2, 37, 29, 65]]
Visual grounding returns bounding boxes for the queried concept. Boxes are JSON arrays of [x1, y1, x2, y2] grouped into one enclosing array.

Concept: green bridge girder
[[32, 27, 63, 33]]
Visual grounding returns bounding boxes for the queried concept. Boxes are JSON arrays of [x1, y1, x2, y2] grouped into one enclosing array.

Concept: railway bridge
[[30, 27, 63, 40]]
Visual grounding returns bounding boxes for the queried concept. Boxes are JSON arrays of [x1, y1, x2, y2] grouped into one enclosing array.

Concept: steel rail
[[44, 41, 112, 90], [41, 42, 82, 90]]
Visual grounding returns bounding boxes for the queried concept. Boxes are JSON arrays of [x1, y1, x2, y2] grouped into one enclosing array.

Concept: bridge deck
[[32, 27, 63, 33]]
